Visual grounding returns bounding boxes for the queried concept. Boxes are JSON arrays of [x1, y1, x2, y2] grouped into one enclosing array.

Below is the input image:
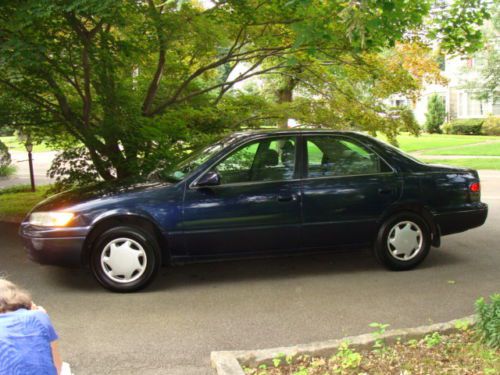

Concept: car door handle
[[277, 194, 297, 202]]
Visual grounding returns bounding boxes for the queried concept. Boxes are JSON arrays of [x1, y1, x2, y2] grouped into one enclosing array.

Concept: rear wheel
[[374, 212, 431, 270], [91, 226, 160, 292]]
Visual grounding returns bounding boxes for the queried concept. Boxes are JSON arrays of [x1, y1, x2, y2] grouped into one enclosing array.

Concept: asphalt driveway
[[0, 171, 499, 374]]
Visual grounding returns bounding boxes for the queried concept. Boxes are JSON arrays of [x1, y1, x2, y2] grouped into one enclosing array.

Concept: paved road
[[0, 172, 499, 375], [0, 151, 55, 188]]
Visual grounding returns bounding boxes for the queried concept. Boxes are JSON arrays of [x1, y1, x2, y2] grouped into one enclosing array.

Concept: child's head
[[0, 279, 32, 313]]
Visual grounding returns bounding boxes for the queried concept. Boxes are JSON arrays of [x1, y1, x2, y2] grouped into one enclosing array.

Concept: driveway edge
[[211, 315, 476, 375]]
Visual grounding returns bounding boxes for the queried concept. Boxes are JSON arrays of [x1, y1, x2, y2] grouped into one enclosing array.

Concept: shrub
[[0, 165, 15, 177], [425, 94, 446, 133], [441, 121, 452, 134], [0, 139, 12, 171], [482, 115, 500, 135], [0, 126, 15, 136], [475, 294, 500, 349], [446, 118, 484, 135]]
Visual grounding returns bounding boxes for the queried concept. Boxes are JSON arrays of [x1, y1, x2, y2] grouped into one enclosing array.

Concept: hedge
[[482, 116, 500, 136], [442, 118, 484, 135]]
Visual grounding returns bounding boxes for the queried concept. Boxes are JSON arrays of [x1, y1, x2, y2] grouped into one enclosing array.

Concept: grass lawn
[[0, 185, 50, 222], [419, 158, 500, 170], [421, 141, 500, 156], [0, 136, 56, 152], [377, 133, 499, 153]]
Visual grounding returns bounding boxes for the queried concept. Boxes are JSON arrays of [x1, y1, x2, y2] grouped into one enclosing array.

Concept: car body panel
[[19, 130, 488, 268]]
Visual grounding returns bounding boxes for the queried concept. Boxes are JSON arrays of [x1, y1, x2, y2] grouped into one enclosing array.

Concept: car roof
[[231, 129, 365, 138]]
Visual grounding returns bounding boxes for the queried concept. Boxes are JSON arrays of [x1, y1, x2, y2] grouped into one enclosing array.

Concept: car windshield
[[160, 134, 245, 182]]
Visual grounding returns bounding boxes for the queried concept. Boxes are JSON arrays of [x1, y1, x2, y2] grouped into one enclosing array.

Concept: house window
[[492, 96, 500, 116], [467, 96, 483, 117], [457, 92, 484, 118]]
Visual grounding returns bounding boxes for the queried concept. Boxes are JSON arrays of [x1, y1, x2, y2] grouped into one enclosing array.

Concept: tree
[[425, 94, 447, 133], [0, 0, 491, 184], [463, 1, 499, 103]]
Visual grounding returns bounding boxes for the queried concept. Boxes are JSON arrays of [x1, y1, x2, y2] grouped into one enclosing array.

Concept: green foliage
[[475, 294, 500, 349], [482, 115, 500, 136], [0, 126, 15, 137], [429, 0, 491, 55], [424, 332, 443, 348], [454, 319, 471, 331], [331, 341, 362, 373], [425, 94, 446, 134], [46, 147, 105, 192], [447, 118, 484, 135], [0, 0, 490, 186], [0, 165, 15, 177], [369, 322, 390, 352], [0, 139, 11, 170], [462, 2, 499, 102]]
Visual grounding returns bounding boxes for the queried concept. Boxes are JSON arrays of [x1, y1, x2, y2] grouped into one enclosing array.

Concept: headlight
[[29, 212, 75, 227]]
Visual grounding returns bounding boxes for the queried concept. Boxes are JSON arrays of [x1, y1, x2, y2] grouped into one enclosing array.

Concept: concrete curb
[[211, 315, 476, 375]]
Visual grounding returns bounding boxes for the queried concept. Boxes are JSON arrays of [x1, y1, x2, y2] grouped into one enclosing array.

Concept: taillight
[[470, 182, 480, 193]]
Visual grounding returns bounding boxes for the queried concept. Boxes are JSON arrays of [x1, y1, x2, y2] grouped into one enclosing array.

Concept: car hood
[[31, 180, 172, 213]]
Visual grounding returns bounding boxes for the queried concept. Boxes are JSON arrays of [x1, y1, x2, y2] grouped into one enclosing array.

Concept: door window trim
[[190, 135, 300, 189]]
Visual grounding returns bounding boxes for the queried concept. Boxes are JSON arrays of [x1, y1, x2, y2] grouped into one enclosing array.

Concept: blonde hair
[[0, 279, 32, 313]]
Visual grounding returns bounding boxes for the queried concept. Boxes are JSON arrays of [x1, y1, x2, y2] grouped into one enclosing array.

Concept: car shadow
[[46, 246, 466, 293], [150, 247, 466, 292]]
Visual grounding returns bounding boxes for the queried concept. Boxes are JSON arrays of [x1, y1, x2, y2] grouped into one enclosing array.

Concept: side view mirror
[[196, 170, 221, 187]]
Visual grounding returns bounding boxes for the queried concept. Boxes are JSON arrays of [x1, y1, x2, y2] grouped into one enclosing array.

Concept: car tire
[[90, 226, 161, 292], [374, 212, 431, 271]]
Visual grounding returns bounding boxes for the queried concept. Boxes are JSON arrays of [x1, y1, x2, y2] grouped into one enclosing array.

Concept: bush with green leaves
[[0, 126, 15, 136], [0, 139, 12, 177], [475, 294, 500, 349], [446, 118, 484, 135], [425, 94, 446, 134], [482, 115, 500, 135]]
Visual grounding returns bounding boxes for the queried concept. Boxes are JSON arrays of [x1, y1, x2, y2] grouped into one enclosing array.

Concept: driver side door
[[182, 136, 302, 258]]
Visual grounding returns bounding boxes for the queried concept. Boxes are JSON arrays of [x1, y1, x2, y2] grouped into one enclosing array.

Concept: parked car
[[20, 131, 488, 292]]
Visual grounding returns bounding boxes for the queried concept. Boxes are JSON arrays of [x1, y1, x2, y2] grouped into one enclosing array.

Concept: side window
[[214, 137, 296, 184], [306, 136, 390, 178]]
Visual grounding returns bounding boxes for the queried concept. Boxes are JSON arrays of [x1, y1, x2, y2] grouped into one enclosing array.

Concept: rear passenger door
[[300, 135, 401, 249]]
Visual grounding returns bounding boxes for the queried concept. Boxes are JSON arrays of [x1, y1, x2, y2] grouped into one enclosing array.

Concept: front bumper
[[434, 203, 488, 236], [19, 223, 90, 267]]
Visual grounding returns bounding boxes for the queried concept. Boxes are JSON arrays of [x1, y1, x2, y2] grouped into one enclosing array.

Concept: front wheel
[[91, 226, 160, 292], [374, 213, 431, 271]]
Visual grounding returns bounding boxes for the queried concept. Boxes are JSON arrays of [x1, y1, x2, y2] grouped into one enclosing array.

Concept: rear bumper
[[434, 203, 488, 236], [19, 223, 89, 267]]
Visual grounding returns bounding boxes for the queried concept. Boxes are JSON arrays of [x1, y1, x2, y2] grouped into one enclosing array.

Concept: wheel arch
[[82, 213, 169, 267], [378, 202, 440, 247]]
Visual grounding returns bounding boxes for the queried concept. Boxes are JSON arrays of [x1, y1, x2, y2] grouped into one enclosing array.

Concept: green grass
[[420, 158, 500, 170], [0, 185, 50, 222], [377, 133, 499, 153], [0, 136, 56, 152], [421, 141, 500, 156]]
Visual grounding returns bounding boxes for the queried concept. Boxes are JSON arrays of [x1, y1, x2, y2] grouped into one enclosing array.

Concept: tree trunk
[[276, 76, 297, 129]]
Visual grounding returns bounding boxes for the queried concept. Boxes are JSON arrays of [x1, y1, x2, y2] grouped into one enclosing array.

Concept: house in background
[[389, 55, 500, 125]]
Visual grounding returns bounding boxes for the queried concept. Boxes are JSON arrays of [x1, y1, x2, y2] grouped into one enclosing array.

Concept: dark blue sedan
[[20, 131, 488, 292]]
